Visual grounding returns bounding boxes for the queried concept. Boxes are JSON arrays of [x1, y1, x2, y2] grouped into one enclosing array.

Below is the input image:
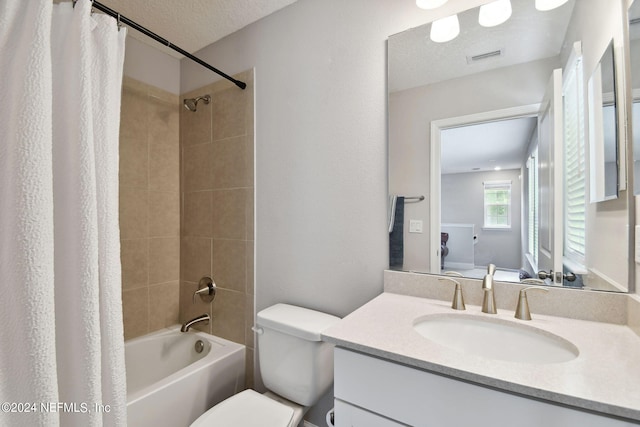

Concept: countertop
[[322, 292, 640, 422]]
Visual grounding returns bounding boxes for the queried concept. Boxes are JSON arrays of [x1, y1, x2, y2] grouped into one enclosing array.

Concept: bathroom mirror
[[630, 0, 640, 194], [588, 40, 619, 202], [388, 0, 631, 292]]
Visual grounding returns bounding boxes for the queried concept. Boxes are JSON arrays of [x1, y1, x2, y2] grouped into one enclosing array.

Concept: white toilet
[[191, 303, 341, 427]]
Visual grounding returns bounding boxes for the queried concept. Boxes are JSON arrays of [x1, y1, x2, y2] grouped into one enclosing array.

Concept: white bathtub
[[126, 326, 245, 427]]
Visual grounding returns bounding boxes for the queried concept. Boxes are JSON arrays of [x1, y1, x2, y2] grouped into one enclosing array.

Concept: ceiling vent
[[466, 49, 504, 64]]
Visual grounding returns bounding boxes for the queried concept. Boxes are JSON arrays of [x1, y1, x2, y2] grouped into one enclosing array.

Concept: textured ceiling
[[441, 117, 538, 174], [388, 0, 575, 93], [99, 0, 299, 57]]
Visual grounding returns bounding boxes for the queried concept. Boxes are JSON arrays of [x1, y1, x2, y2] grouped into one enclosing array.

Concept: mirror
[[630, 0, 640, 194], [388, 0, 630, 292], [588, 40, 619, 202]]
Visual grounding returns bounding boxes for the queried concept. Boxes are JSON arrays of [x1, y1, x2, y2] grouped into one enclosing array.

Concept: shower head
[[183, 94, 211, 112]]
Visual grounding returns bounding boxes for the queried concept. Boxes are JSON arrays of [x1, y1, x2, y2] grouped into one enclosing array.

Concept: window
[[563, 44, 586, 267], [527, 150, 538, 266], [483, 181, 511, 229]]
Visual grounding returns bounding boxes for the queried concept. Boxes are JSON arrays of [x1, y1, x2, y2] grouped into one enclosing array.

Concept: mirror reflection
[[388, 0, 629, 292], [630, 0, 640, 194], [588, 40, 618, 202]]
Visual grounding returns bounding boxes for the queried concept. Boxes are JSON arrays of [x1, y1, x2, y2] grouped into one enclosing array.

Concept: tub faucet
[[481, 263, 497, 314], [181, 314, 210, 332]]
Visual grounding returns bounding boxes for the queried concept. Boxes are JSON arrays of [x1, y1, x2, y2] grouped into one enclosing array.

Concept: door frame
[[429, 104, 541, 274]]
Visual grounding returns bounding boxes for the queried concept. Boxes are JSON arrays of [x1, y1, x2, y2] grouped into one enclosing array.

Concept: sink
[[413, 314, 579, 364]]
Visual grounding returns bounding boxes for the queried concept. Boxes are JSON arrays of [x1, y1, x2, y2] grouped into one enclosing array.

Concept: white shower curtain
[[0, 1, 127, 426]]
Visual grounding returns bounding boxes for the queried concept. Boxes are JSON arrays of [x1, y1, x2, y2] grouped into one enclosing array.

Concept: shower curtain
[[0, 1, 127, 426]]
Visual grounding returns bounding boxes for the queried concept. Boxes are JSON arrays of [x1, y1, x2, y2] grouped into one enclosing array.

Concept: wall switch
[[409, 219, 423, 233]]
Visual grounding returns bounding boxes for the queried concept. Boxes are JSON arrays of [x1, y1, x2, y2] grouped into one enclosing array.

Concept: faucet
[[181, 314, 210, 332], [481, 264, 497, 314]]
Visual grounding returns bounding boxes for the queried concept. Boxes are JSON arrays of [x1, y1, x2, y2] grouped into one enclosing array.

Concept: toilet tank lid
[[257, 304, 341, 341]]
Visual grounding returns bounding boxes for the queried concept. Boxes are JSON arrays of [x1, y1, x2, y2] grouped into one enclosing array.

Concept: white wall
[[179, 0, 492, 320], [123, 36, 180, 94]]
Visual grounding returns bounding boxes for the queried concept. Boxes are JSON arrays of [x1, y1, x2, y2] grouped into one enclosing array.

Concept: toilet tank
[[256, 304, 341, 407]]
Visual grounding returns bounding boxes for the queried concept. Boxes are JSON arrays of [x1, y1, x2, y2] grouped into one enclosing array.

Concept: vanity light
[[535, 0, 569, 11], [430, 14, 460, 43], [479, 0, 512, 27], [416, 0, 448, 10]]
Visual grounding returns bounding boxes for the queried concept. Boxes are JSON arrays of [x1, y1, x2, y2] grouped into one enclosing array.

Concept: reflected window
[[527, 149, 539, 267], [483, 181, 512, 229], [563, 49, 586, 267]]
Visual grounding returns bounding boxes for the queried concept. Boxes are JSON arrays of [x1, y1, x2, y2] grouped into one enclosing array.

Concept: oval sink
[[413, 314, 579, 364]]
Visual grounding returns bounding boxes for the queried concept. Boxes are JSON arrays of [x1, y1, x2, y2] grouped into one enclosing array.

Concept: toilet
[[191, 303, 341, 427]]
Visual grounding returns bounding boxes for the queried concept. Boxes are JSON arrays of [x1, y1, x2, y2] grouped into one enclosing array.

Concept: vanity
[[322, 271, 640, 427]]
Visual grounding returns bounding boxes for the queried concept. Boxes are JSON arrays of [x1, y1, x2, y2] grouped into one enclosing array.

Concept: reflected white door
[[537, 69, 563, 284]]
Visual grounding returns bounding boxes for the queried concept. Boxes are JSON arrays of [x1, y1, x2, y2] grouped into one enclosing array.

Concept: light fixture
[[430, 14, 460, 43], [416, 0, 448, 10], [479, 0, 512, 27], [535, 0, 569, 11]]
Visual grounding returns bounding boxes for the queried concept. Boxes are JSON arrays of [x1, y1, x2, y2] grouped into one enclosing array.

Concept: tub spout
[[181, 314, 210, 332]]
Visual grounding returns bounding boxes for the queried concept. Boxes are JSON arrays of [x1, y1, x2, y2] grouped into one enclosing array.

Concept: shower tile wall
[[179, 70, 255, 388], [119, 77, 181, 340]]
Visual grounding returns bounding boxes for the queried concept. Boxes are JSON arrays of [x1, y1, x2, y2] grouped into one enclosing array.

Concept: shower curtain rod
[[83, 1, 247, 90]]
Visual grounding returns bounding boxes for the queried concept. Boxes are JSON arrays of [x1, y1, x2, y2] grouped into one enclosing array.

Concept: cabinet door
[[334, 400, 406, 427]]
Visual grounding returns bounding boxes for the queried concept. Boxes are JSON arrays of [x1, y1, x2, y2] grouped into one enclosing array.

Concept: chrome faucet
[[181, 314, 210, 332], [481, 263, 497, 314]]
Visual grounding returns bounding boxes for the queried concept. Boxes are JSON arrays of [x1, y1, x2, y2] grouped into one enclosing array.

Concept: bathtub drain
[[195, 340, 205, 353]]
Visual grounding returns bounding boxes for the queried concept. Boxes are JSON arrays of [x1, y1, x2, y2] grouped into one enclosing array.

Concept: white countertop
[[322, 292, 640, 422]]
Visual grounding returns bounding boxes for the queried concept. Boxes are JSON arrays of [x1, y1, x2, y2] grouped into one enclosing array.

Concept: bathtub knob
[[193, 276, 216, 304]]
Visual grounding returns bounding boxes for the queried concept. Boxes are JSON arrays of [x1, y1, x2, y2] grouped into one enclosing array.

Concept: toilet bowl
[[190, 390, 303, 427], [190, 304, 340, 427]]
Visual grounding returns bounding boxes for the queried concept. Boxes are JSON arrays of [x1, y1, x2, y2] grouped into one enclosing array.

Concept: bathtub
[[125, 326, 245, 427]]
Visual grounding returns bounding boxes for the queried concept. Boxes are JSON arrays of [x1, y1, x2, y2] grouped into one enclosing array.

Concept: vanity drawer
[[334, 400, 407, 427], [333, 348, 636, 427]]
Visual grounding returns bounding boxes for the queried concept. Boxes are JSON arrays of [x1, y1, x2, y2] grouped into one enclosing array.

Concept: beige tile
[[181, 102, 211, 146], [149, 281, 180, 331], [149, 98, 179, 147], [212, 239, 246, 292], [180, 281, 213, 333], [211, 135, 252, 189], [120, 238, 148, 290], [123, 287, 149, 340], [148, 85, 179, 106], [119, 135, 148, 189], [211, 288, 246, 344], [120, 87, 148, 142], [149, 138, 179, 193], [246, 240, 254, 295], [181, 237, 212, 283], [183, 143, 213, 191], [148, 237, 180, 284], [183, 191, 212, 237], [212, 189, 247, 240], [119, 187, 148, 239], [148, 191, 180, 237], [212, 87, 248, 141]]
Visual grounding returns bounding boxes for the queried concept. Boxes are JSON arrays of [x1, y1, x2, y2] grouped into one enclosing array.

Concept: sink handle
[[438, 277, 466, 311], [514, 286, 549, 321]]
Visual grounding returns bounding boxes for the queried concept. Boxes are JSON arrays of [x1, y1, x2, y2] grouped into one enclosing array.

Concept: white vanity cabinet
[[333, 348, 637, 427]]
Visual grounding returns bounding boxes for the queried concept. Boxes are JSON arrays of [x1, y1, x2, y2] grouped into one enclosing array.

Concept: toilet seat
[[190, 389, 295, 427]]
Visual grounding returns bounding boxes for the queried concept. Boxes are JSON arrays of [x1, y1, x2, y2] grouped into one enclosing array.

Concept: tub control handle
[[193, 276, 216, 304], [251, 326, 264, 335]]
